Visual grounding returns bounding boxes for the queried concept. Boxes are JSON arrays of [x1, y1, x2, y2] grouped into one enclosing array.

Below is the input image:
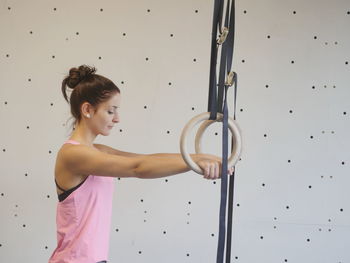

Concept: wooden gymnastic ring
[[180, 112, 242, 175]]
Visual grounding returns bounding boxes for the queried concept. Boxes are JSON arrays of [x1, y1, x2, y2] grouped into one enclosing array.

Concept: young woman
[[48, 65, 232, 263]]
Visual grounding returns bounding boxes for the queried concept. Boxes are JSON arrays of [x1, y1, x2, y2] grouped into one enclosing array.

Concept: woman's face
[[92, 92, 121, 136]]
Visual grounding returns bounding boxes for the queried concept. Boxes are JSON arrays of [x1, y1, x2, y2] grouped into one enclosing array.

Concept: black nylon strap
[[226, 75, 237, 263], [207, 0, 237, 263], [208, 0, 224, 120], [216, 86, 229, 263]]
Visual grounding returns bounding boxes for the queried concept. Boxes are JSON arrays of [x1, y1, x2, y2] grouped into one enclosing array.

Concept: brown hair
[[61, 65, 120, 128]]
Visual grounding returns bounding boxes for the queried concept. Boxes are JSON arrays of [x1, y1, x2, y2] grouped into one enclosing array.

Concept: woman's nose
[[113, 114, 119, 123]]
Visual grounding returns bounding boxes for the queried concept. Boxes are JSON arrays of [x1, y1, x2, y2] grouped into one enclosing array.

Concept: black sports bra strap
[[55, 179, 67, 192], [56, 177, 89, 202]]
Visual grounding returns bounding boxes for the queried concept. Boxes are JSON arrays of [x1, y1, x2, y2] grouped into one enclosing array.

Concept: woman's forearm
[[135, 153, 198, 179]]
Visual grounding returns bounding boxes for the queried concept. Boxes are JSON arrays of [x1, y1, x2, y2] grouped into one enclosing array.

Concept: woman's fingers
[[197, 160, 219, 180], [196, 156, 234, 180]]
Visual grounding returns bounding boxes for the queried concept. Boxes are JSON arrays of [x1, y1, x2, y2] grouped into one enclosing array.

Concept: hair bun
[[67, 65, 96, 89]]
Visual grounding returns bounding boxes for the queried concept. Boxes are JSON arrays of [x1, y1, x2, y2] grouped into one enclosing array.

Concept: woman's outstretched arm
[[62, 144, 224, 180]]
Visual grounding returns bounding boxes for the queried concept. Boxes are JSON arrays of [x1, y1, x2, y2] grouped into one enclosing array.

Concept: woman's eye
[[108, 111, 113, 114]]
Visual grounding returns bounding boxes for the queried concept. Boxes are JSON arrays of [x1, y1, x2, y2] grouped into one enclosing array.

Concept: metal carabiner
[[225, 71, 235, 86], [217, 27, 229, 45]]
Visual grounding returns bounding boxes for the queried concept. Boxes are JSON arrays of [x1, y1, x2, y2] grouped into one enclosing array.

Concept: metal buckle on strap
[[225, 71, 235, 86], [217, 27, 229, 45]]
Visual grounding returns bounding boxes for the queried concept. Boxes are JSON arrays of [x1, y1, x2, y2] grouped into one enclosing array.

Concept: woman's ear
[[81, 102, 94, 118]]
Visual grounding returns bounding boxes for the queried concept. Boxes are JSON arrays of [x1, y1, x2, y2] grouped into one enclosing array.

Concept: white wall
[[0, 0, 349, 262]]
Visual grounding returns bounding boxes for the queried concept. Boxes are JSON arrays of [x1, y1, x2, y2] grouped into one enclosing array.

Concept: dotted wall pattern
[[0, 0, 349, 262]]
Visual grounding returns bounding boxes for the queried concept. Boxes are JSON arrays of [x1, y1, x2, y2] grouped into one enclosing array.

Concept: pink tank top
[[49, 140, 115, 263]]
